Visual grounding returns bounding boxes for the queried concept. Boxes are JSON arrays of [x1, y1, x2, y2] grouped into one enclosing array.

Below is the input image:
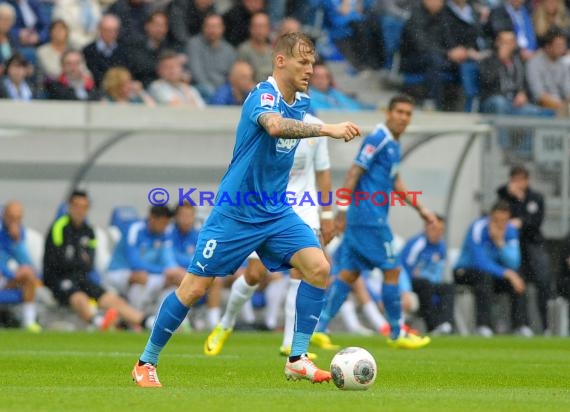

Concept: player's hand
[[504, 269, 525, 294], [130, 271, 149, 285], [323, 122, 361, 142], [335, 210, 347, 234], [320, 216, 335, 246]]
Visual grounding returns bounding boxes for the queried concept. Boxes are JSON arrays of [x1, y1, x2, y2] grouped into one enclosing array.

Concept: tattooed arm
[[258, 113, 361, 141]]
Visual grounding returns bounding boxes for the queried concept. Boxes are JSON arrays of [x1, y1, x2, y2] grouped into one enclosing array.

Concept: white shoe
[[431, 322, 453, 335], [515, 326, 534, 338], [284, 355, 331, 383], [476, 326, 494, 338]]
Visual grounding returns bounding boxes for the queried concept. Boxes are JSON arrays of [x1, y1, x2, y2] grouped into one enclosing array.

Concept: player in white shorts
[[203, 113, 334, 357]]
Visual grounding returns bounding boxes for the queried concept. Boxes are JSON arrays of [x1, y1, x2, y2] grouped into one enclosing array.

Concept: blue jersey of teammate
[[0, 223, 32, 279], [346, 124, 400, 227], [172, 225, 200, 268], [399, 232, 447, 284], [108, 220, 177, 274], [454, 217, 520, 278], [215, 76, 311, 223]]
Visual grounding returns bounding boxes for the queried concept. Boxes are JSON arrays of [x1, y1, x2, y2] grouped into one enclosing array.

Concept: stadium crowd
[[0, 0, 570, 113], [0, 0, 569, 336]]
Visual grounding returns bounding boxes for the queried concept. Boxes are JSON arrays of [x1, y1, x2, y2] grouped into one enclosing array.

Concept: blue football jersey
[[346, 124, 400, 226], [215, 76, 311, 222]]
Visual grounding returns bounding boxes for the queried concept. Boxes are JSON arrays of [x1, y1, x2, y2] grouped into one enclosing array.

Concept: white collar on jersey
[[374, 123, 396, 142], [266, 76, 310, 103]]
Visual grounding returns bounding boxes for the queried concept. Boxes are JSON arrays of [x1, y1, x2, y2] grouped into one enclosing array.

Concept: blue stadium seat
[[109, 206, 140, 235], [54, 202, 68, 220]]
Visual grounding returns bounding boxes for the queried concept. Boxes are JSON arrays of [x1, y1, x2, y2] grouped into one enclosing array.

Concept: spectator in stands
[[526, 28, 570, 116], [45, 49, 99, 100], [148, 50, 205, 107], [480, 29, 554, 116], [487, 0, 537, 60], [52, 0, 101, 51], [273, 16, 300, 40], [399, 215, 454, 335], [442, 0, 490, 112], [101, 66, 155, 105], [533, 0, 570, 45], [399, 0, 449, 109], [454, 200, 532, 337], [209, 59, 254, 105], [168, 0, 215, 50], [37, 19, 69, 82], [223, 0, 264, 47], [0, 53, 33, 100], [320, 0, 384, 71], [106, 205, 185, 311], [107, 0, 150, 44], [187, 13, 236, 101], [43, 190, 155, 331], [309, 61, 375, 111], [4, 0, 49, 63], [375, 0, 413, 70], [0, 2, 16, 75], [237, 12, 272, 83], [497, 165, 552, 333], [0, 201, 41, 332], [83, 14, 128, 87], [127, 10, 173, 87]]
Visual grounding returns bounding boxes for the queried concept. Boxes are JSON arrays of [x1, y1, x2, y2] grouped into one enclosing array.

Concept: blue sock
[[315, 278, 351, 333], [140, 292, 189, 365], [382, 283, 401, 340], [290, 281, 325, 357]]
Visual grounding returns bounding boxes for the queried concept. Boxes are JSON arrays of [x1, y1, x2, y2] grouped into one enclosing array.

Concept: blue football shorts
[[338, 224, 399, 272], [187, 208, 321, 277]]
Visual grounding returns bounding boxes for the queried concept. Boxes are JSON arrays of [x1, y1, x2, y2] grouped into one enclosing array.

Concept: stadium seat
[[109, 206, 140, 235], [54, 202, 68, 220]]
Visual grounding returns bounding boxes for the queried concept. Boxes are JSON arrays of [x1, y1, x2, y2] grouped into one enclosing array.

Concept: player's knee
[[304, 259, 330, 285]]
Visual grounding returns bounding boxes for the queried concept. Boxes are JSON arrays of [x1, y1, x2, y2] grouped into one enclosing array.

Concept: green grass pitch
[[1, 331, 569, 412]]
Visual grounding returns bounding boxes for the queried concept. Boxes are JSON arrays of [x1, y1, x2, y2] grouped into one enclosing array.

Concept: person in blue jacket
[[454, 200, 532, 337], [106, 205, 184, 311], [400, 214, 454, 334]]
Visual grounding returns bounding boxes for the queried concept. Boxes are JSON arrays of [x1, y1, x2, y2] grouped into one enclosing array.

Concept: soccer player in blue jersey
[[132, 32, 361, 387], [312, 95, 434, 350]]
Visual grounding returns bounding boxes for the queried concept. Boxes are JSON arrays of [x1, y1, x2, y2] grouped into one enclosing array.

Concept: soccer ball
[[330, 347, 377, 390]]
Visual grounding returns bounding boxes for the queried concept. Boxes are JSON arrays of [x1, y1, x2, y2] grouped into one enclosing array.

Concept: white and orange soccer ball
[[330, 347, 377, 390]]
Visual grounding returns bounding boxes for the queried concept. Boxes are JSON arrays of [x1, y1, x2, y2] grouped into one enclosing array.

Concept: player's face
[[175, 207, 195, 232], [510, 174, 529, 193], [282, 41, 315, 93], [386, 102, 413, 137], [490, 210, 510, 232], [68, 196, 89, 226], [149, 216, 170, 234], [426, 219, 444, 243], [3, 203, 23, 228]]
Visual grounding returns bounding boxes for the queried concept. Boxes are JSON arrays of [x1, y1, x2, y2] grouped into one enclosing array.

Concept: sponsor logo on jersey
[[276, 138, 299, 153]]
